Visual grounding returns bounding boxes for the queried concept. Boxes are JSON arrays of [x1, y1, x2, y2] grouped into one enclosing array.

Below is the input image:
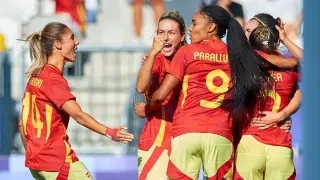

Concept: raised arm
[[281, 39, 303, 60], [144, 46, 187, 116], [277, 19, 303, 60], [136, 35, 164, 93]]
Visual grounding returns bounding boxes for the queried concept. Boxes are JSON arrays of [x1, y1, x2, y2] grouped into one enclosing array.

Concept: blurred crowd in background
[[0, 0, 303, 50]]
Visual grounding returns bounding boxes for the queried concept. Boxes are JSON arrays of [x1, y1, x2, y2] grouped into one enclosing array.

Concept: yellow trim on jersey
[[64, 140, 72, 163], [154, 107, 166, 147], [22, 92, 30, 135], [45, 104, 53, 143], [267, 91, 281, 112], [181, 75, 189, 109]]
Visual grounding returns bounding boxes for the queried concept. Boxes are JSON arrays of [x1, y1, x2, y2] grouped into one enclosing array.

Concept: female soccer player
[[234, 22, 302, 180], [138, 5, 278, 179], [135, 11, 187, 180], [244, 13, 303, 131], [19, 22, 134, 180]]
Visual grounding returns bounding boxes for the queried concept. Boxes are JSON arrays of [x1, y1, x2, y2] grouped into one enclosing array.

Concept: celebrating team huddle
[[19, 3, 302, 180]]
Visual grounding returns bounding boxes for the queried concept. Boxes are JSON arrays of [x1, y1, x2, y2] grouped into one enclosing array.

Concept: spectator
[[77, 0, 88, 38], [131, 0, 165, 43], [85, 0, 99, 23], [55, 0, 87, 38], [202, 0, 245, 27]]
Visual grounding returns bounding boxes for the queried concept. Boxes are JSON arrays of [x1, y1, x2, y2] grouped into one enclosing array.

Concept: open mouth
[[163, 43, 173, 52], [73, 46, 78, 57]]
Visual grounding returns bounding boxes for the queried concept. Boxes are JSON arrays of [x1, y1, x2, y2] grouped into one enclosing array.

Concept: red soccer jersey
[[138, 54, 180, 151], [243, 51, 299, 148], [167, 40, 233, 141], [21, 65, 78, 171]]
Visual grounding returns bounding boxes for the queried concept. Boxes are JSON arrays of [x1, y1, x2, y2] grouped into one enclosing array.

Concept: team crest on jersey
[[83, 169, 91, 179]]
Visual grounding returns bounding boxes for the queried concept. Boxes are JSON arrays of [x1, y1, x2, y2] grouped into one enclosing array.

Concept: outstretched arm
[[63, 100, 134, 144]]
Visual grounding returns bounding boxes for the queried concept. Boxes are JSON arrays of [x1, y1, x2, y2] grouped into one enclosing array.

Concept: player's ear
[[54, 40, 62, 50], [208, 23, 216, 34]]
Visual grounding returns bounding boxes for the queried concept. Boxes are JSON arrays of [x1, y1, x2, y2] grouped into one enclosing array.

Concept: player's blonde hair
[[23, 22, 68, 77], [159, 10, 187, 46]]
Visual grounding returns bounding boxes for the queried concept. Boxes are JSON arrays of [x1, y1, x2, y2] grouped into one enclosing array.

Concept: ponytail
[[20, 22, 68, 77], [226, 18, 274, 121], [25, 32, 48, 77], [200, 5, 275, 122]]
